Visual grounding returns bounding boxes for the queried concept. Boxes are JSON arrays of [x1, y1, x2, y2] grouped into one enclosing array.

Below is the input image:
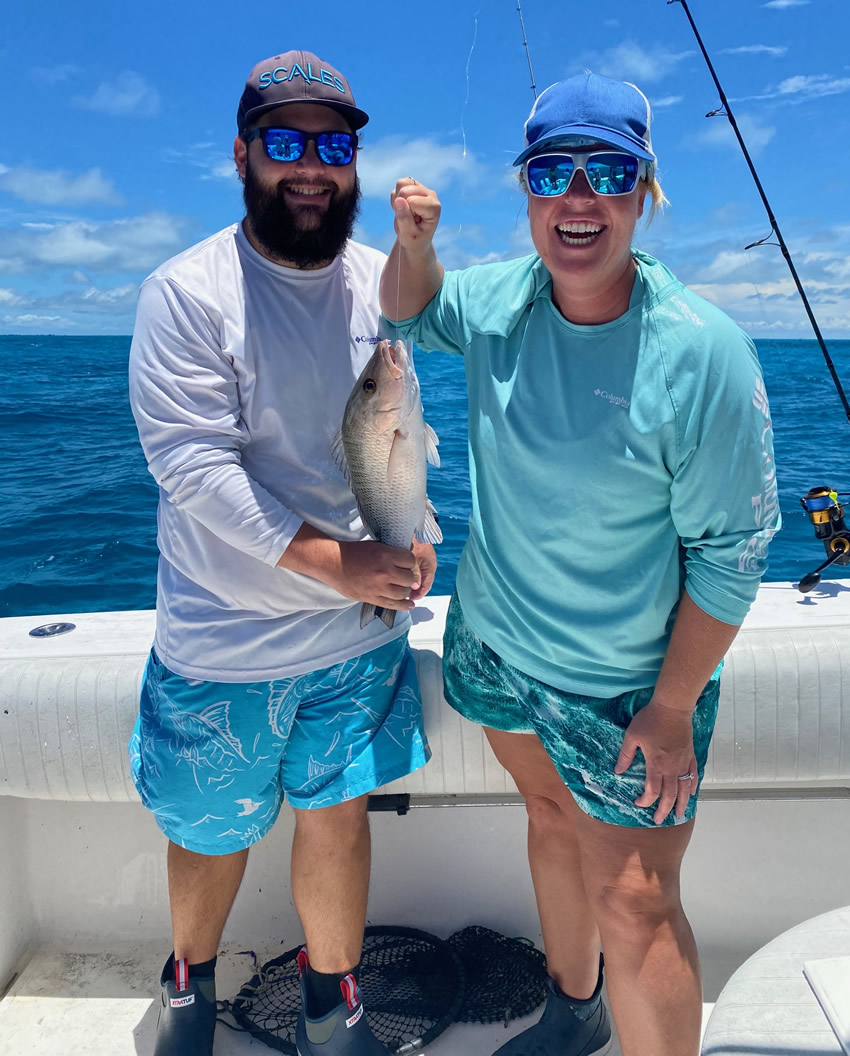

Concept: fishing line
[[461, 6, 482, 161], [668, 0, 850, 426]]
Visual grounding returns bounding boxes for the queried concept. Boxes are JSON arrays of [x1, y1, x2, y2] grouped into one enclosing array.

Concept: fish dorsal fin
[[415, 497, 443, 545], [424, 422, 440, 468], [331, 430, 351, 486]]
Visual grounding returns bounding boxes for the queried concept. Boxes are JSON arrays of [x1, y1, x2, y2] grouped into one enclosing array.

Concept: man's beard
[[242, 160, 361, 268]]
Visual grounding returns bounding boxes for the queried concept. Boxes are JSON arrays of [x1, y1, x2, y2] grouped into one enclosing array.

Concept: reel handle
[[798, 540, 850, 594]]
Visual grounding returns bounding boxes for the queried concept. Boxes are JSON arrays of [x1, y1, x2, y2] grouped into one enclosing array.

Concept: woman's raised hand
[[390, 178, 441, 254]]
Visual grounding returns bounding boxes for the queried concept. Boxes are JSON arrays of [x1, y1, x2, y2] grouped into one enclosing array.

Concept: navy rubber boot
[[153, 954, 217, 1056], [295, 949, 391, 1056], [492, 963, 611, 1056]]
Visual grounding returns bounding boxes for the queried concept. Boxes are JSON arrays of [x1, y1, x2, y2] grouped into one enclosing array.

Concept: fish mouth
[[380, 340, 405, 380]]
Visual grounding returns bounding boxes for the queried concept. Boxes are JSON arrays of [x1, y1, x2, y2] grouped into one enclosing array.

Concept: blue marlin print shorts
[[129, 634, 430, 854], [442, 591, 720, 829]]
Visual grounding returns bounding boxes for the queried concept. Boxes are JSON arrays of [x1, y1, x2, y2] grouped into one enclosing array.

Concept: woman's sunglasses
[[524, 151, 648, 197], [243, 127, 357, 166]]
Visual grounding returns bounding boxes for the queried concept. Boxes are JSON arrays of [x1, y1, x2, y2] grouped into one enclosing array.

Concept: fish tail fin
[[360, 602, 396, 629]]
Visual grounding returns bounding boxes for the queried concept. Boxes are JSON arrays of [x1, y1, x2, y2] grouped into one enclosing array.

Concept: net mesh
[[448, 926, 548, 1024], [226, 925, 465, 1054], [224, 924, 548, 1051]]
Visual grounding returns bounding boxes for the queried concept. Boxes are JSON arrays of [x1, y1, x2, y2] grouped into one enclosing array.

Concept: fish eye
[[362, 379, 377, 392]]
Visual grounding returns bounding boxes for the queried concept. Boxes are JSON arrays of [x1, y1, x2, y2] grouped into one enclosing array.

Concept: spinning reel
[[798, 487, 850, 593]]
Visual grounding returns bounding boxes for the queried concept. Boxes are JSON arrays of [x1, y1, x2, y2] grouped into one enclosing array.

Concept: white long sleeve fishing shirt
[[129, 223, 408, 681]]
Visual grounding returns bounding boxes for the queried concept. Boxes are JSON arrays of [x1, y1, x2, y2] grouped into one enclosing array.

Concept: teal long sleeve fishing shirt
[[386, 251, 781, 696]]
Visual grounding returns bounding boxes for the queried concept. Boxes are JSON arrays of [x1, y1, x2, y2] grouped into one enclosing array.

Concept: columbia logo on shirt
[[594, 388, 631, 409], [355, 336, 381, 344]]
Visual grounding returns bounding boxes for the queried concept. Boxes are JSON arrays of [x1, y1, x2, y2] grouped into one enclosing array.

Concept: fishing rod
[[669, 0, 850, 593], [516, 0, 538, 99], [668, 0, 850, 426]]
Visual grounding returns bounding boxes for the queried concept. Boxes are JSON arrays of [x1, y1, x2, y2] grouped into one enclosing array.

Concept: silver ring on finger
[[678, 772, 695, 781]]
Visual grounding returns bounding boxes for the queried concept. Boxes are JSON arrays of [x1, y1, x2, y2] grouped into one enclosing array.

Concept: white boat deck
[[2, 583, 850, 1054], [2, 943, 646, 1056]]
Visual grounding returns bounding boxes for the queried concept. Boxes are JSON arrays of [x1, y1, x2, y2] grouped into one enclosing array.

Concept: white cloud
[[0, 164, 122, 206], [3, 313, 63, 324], [699, 250, 756, 282], [0, 288, 26, 306], [762, 0, 809, 8], [163, 146, 238, 183], [80, 283, 138, 305], [203, 159, 238, 182], [687, 113, 776, 154], [738, 73, 850, 104], [356, 137, 481, 199], [0, 212, 190, 274], [644, 220, 850, 338], [653, 95, 683, 109], [575, 41, 694, 84], [74, 71, 161, 117], [720, 45, 788, 57], [775, 74, 850, 99]]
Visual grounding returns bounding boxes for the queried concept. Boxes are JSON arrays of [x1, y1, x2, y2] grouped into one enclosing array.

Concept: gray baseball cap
[[237, 50, 369, 134]]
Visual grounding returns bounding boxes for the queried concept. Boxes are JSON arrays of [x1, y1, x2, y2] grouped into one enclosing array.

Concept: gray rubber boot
[[153, 954, 217, 1056], [295, 949, 391, 1056], [492, 962, 611, 1056]]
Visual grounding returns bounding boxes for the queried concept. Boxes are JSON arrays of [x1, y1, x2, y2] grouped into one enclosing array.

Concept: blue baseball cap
[[513, 73, 656, 167]]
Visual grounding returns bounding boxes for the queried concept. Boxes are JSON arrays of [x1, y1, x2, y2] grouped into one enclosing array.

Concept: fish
[[332, 338, 442, 629]]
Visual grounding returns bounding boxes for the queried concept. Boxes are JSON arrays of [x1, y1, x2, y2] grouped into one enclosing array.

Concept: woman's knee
[[589, 872, 684, 939], [524, 790, 575, 834]]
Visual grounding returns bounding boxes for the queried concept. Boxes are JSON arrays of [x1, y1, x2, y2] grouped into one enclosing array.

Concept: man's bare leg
[[168, 842, 249, 963], [290, 796, 372, 974]]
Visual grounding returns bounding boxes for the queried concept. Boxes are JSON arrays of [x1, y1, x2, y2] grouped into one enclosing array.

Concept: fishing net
[[447, 925, 548, 1025], [222, 925, 465, 1054], [221, 924, 548, 1051]]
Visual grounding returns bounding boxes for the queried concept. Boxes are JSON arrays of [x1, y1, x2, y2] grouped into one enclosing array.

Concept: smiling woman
[[379, 69, 781, 1056]]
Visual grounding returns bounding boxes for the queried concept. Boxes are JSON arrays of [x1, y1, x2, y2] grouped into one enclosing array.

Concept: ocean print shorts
[[442, 591, 720, 829], [129, 634, 430, 855]]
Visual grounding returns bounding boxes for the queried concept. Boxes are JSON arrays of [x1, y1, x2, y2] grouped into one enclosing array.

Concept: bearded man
[[128, 50, 435, 1056]]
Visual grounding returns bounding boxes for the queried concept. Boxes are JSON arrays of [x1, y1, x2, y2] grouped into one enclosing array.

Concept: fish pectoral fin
[[415, 497, 443, 545], [386, 429, 407, 484], [331, 430, 352, 486], [423, 422, 441, 468]]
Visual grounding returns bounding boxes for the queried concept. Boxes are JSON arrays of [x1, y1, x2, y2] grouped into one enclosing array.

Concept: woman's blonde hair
[[644, 171, 669, 224]]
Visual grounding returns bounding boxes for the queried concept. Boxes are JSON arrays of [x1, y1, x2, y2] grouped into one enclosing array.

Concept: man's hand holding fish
[[276, 523, 434, 616]]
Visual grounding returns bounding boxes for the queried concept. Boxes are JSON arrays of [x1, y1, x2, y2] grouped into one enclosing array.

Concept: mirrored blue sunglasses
[[243, 127, 357, 166], [524, 152, 648, 197]]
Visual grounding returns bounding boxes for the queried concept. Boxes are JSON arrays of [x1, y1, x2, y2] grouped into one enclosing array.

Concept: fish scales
[[332, 339, 442, 628]]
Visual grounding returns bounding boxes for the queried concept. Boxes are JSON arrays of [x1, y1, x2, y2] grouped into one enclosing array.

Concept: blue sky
[[1, 0, 848, 338]]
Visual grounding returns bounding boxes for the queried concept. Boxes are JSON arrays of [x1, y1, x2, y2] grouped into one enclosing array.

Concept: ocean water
[[2, 335, 849, 619]]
